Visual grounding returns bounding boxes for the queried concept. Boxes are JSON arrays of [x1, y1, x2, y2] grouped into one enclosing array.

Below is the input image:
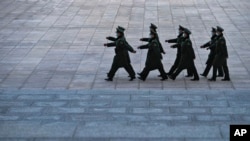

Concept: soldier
[[209, 26, 230, 81], [165, 25, 193, 77], [104, 26, 136, 81], [169, 28, 199, 81], [139, 23, 166, 77], [137, 31, 168, 81], [200, 27, 224, 77], [140, 23, 166, 54]]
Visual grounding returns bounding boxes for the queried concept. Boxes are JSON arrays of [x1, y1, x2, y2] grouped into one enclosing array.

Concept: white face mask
[[183, 33, 187, 38], [216, 32, 221, 36]]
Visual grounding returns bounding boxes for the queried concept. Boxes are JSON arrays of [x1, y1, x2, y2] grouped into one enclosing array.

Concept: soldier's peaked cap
[[116, 26, 125, 33], [183, 28, 191, 35], [179, 25, 185, 30], [211, 27, 216, 32], [216, 26, 224, 32], [150, 23, 157, 30]]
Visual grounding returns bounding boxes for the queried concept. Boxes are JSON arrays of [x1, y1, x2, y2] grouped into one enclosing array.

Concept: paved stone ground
[[1, 0, 250, 90], [0, 0, 250, 140]]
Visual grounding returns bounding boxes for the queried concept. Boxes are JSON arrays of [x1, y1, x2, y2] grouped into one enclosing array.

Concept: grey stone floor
[[0, 0, 250, 140], [0, 0, 250, 90]]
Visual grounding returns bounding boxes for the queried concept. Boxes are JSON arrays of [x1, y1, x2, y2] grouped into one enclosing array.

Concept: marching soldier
[[200, 27, 224, 77], [140, 23, 166, 54], [104, 26, 136, 81], [165, 25, 193, 77], [137, 31, 168, 81], [139, 23, 166, 77], [209, 26, 230, 81], [169, 28, 199, 81]]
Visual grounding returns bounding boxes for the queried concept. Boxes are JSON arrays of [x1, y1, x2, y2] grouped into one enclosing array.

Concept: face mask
[[183, 33, 187, 38], [217, 31, 222, 36]]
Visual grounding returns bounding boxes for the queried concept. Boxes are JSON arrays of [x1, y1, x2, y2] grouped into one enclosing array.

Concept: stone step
[[0, 89, 250, 140]]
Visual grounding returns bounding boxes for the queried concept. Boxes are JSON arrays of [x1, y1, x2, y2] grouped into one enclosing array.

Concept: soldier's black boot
[[221, 66, 230, 81], [129, 76, 136, 81], [158, 73, 168, 77], [191, 70, 199, 81], [106, 72, 113, 81], [105, 78, 113, 81], [138, 77, 145, 81], [160, 74, 168, 81], [169, 74, 176, 80]]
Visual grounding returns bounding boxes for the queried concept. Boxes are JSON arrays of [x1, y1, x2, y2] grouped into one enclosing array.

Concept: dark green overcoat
[[178, 38, 195, 69], [212, 35, 228, 67], [139, 39, 162, 70], [106, 36, 135, 67], [202, 35, 218, 64]]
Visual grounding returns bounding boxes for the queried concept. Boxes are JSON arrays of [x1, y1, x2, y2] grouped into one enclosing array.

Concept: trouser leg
[[168, 65, 177, 75], [171, 67, 184, 79], [107, 64, 119, 79], [223, 65, 230, 79], [124, 64, 135, 78], [218, 66, 224, 76], [158, 63, 168, 79], [168, 56, 180, 75], [189, 60, 199, 79], [187, 68, 193, 76], [140, 67, 150, 80], [203, 63, 212, 76], [211, 66, 217, 80]]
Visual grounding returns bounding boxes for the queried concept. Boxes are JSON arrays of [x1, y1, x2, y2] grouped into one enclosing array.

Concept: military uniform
[[209, 26, 230, 81], [169, 28, 199, 81], [165, 25, 193, 77], [140, 23, 165, 54], [137, 31, 168, 81], [200, 27, 224, 77], [106, 36, 135, 78], [104, 26, 136, 81]]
